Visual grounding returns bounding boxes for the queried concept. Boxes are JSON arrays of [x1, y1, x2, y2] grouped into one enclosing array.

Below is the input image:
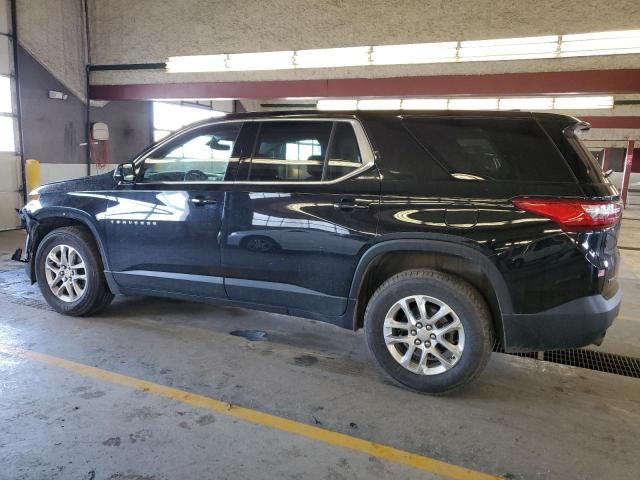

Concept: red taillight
[[512, 198, 622, 231]]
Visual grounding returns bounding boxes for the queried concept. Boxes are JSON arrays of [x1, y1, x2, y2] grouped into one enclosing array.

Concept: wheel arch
[[348, 238, 513, 342], [27, 208, 115, 290]]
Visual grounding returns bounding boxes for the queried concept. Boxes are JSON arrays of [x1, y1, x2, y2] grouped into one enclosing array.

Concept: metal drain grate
[[541, 349, 640, 378], [494, 342, 640, 379], [493, 342, 539, 359]]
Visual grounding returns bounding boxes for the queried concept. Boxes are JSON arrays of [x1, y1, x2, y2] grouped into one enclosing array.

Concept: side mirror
[[113, 162, 136, 184]]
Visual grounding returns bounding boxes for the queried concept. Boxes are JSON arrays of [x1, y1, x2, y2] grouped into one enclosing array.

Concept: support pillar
[[621, 140, 635, 208], [601, 147, 613, 171]]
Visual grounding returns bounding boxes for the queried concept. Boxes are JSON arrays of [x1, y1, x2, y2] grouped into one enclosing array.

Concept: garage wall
[[90, 100, 153, 166], [16, 0, 86, 99], [18, 46, 88, 184], [88, 0, 640, 85], [15, 0, 90, 185]]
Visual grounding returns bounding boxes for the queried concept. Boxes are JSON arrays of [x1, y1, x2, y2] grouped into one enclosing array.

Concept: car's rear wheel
[[35, 226, 114, 316], [364, 269, 493, 394]]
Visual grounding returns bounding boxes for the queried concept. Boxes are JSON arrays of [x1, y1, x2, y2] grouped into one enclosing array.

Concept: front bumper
[[502, 286, 622, 352]]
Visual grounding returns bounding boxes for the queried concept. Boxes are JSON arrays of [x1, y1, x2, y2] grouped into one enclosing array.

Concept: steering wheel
[[183, 169, 209, 181]]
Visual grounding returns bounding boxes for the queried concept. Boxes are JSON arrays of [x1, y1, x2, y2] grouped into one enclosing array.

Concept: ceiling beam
[[90, 69, 640, 100]]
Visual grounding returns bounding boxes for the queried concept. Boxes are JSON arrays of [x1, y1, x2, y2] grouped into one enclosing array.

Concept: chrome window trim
[[133, 117, 375, 186]]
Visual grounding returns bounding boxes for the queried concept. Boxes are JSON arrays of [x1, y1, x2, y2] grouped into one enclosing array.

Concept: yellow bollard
[[25, 159, 41, 199]]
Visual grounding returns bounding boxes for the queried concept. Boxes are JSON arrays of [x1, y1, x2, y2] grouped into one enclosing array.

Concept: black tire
[[35, 226, 114, 316], [364, 269, 493, 394]]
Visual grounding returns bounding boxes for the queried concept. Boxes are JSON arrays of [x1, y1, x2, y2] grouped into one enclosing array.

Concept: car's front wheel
[[35, 226, 114, 316], [364, 269, 493, 394]]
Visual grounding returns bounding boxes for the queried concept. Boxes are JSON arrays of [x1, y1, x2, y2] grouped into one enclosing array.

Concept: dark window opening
[[325, 122, 362, 180], [403, 117, 576, 183], [245, 121, 362, 182], [538, 118, 606, 184]]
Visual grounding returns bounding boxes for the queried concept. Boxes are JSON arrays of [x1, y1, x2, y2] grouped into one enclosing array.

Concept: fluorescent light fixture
[[295, 46, 370, 68], [316, 99, 358, 110], [460, 35, 559, 47], [317, 95, 615, 111], [228, 51, 293, 71], [560, 30, 640, 56], [167, 29, 640, 73], [498, 97, 554, 110], [357, 98, 401, 110], [459, 35, 558, 61], [167, 54, 227, 73], [401, 98, 449, 110], [372, 42, 457, 65], [564, 29, 640, 41], [553, 96, 614, 109], [448, 98, 499, 110]]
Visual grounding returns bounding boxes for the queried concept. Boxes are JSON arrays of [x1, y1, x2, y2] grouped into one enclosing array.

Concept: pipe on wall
[[83, 0, 91, 176], [10, 0, 27, 203]]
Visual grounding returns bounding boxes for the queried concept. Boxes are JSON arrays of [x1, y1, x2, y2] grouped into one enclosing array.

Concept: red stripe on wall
[[90, 69, 640, 100], [580, 116, 640, 129]]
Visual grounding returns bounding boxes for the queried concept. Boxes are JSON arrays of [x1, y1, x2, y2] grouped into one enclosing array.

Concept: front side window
[[140, 123, 241, 182], [243, 121, 362, 182]]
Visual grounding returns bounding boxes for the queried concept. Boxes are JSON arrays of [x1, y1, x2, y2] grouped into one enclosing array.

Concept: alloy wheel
[[383, 295, 465, 375], [44, 244, 88, 303]]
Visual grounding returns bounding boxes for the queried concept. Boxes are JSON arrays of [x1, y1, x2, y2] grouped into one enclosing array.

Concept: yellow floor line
[[0, 343, 500, 480]]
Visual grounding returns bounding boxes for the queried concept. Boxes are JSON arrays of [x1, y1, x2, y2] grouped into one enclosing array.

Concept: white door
[[0, 0, 22, 229]]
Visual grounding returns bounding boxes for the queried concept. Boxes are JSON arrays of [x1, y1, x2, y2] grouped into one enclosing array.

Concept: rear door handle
[[191, 196, 217, 206], [333, 198, 370, 210]]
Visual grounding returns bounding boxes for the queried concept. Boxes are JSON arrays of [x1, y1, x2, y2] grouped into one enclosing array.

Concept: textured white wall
[[88, 0, 640, 84], [17, 0, 87, 98]]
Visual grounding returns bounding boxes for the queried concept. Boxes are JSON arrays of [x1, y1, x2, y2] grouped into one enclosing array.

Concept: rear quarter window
[[537, 117, 606, 184], [403, 117, 576, 183]]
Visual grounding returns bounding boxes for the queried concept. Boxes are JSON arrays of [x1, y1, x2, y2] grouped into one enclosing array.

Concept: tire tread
[[35, 226, 114, 316], [364, 268, 494, 394]]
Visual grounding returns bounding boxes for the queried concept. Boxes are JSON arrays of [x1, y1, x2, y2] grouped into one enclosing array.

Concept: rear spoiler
[[564, 121, 591, 137]]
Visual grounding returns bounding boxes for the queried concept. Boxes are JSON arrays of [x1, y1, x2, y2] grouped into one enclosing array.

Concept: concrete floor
[[1, 209, 640, 480]]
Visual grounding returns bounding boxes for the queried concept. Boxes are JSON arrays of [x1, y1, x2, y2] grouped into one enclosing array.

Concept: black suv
[[16, 110, 622, 393]]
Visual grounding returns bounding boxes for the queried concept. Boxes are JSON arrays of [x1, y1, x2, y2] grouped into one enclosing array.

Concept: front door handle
[[333, 198, 370, 210], [191, 196, 217, 206]]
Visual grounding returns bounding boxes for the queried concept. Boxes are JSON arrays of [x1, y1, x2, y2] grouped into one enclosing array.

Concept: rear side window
[[403, 117, 575, 183], [325, 122, 362, 180], [244, 121, 362, 182], [249, 121, 332, 181]]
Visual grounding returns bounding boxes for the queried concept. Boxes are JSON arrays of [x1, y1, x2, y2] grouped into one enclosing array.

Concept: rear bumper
[[502, 286, 622, 352]]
